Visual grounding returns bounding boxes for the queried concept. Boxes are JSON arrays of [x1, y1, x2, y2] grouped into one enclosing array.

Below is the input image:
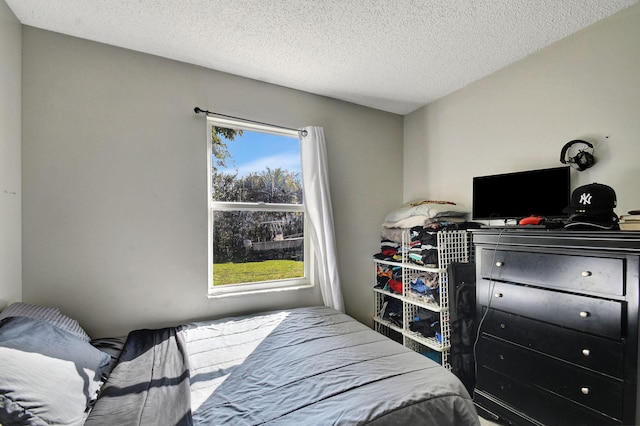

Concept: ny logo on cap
[[579, 193, 593, 205]]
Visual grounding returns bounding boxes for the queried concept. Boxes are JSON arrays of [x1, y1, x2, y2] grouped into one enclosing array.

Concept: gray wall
[[0, 0, 21, 309], [21, 27, 403, 337], [15, 3, 640, 339], [404, 4, 640, 217]]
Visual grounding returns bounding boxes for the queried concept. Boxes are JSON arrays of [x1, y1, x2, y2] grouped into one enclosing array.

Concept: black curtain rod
[[194, 107, 308, 137]]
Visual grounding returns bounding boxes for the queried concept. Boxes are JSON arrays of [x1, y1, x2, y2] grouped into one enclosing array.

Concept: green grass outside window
[[213, 260, 304, 286]]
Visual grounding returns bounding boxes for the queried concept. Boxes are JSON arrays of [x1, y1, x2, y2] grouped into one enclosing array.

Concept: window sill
[[207, 283, 313, 299]]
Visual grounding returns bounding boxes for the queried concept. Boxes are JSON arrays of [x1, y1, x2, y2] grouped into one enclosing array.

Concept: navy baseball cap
[[564, 183, 617, 215]]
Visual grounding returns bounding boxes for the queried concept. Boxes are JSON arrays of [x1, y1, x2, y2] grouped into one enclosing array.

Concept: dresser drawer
[[480, 249, 624, 295], [478, 280, 623, 339], [481, 309, 624, 378], [475, 368, 622, 425], [476, 336, 624, 420]]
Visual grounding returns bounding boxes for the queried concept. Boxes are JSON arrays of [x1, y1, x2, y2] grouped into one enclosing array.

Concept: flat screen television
[[472, 166, 570, 220]]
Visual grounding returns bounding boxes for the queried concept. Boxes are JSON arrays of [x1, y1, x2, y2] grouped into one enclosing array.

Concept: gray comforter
[[87, 306, 479, 425], [85, 326, 193, 425]]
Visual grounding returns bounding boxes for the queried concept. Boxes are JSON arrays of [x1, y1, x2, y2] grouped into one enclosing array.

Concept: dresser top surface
[[471, 229, 640, 252]]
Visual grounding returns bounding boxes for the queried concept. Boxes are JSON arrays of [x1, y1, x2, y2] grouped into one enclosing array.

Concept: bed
[[0, 303, 479, 425]]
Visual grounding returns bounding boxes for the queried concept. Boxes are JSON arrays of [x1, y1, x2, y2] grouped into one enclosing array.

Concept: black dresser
[[472, 229, 640, 426]]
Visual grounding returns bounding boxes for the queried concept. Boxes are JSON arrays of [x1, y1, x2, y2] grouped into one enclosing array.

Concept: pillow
[[0, 316, 111, 426], [0, 302, 60, 321], [382, 215, 429, 229], [0, 302, 91, 342], [384, 200, 469, 223]]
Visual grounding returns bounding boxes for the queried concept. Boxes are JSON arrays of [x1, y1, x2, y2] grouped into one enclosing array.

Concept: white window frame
[[206, 117, 313, 297]]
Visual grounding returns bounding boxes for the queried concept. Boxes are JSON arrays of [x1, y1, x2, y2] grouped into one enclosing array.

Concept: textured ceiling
[[6, 0, 638, 114]]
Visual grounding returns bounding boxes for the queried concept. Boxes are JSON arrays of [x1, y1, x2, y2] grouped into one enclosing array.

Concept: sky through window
[[216, 130, 301, 177]]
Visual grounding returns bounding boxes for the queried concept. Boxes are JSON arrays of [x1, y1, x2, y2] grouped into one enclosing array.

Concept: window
[[207, 117, 311, 296]]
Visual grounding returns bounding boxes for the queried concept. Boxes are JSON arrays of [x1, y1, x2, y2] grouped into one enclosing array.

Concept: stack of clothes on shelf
[[410, 307, 442, 342], [375, 263, 404, 326], [408, 271, 440, 304], [375, 199, 473, 268], [374, 263, 402, 293], [378, 295, 403, 328]]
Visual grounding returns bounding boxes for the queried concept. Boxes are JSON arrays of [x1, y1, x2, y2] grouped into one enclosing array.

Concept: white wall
[[0, 0, 21, 309], [21, 27, 403, 337], [404, 4, 640, 217]]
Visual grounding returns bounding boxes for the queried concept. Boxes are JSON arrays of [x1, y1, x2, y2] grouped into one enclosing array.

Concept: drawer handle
[[582, 349, 591, 357], [581, 387, 590, 395], [495, 261, 504, 267], [581, 271, 593, 277], [494, 293, 503, 298], [579, 311, 590, 318]]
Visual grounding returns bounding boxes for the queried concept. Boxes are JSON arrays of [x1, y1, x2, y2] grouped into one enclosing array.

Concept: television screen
[[472, 166, 570, 220]]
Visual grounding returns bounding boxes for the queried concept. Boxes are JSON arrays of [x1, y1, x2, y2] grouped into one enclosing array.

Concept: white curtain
[[300, 126, 344, 312]]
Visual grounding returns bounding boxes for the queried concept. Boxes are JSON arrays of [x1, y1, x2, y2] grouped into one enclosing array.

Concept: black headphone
[[560, 139, 595, 171]]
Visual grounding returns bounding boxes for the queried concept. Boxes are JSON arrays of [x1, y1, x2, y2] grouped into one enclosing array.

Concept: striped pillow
[[0, 302, 91, 342]]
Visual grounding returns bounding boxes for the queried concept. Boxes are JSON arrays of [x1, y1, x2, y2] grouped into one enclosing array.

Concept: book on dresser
[[620, 213, 640, 230]]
